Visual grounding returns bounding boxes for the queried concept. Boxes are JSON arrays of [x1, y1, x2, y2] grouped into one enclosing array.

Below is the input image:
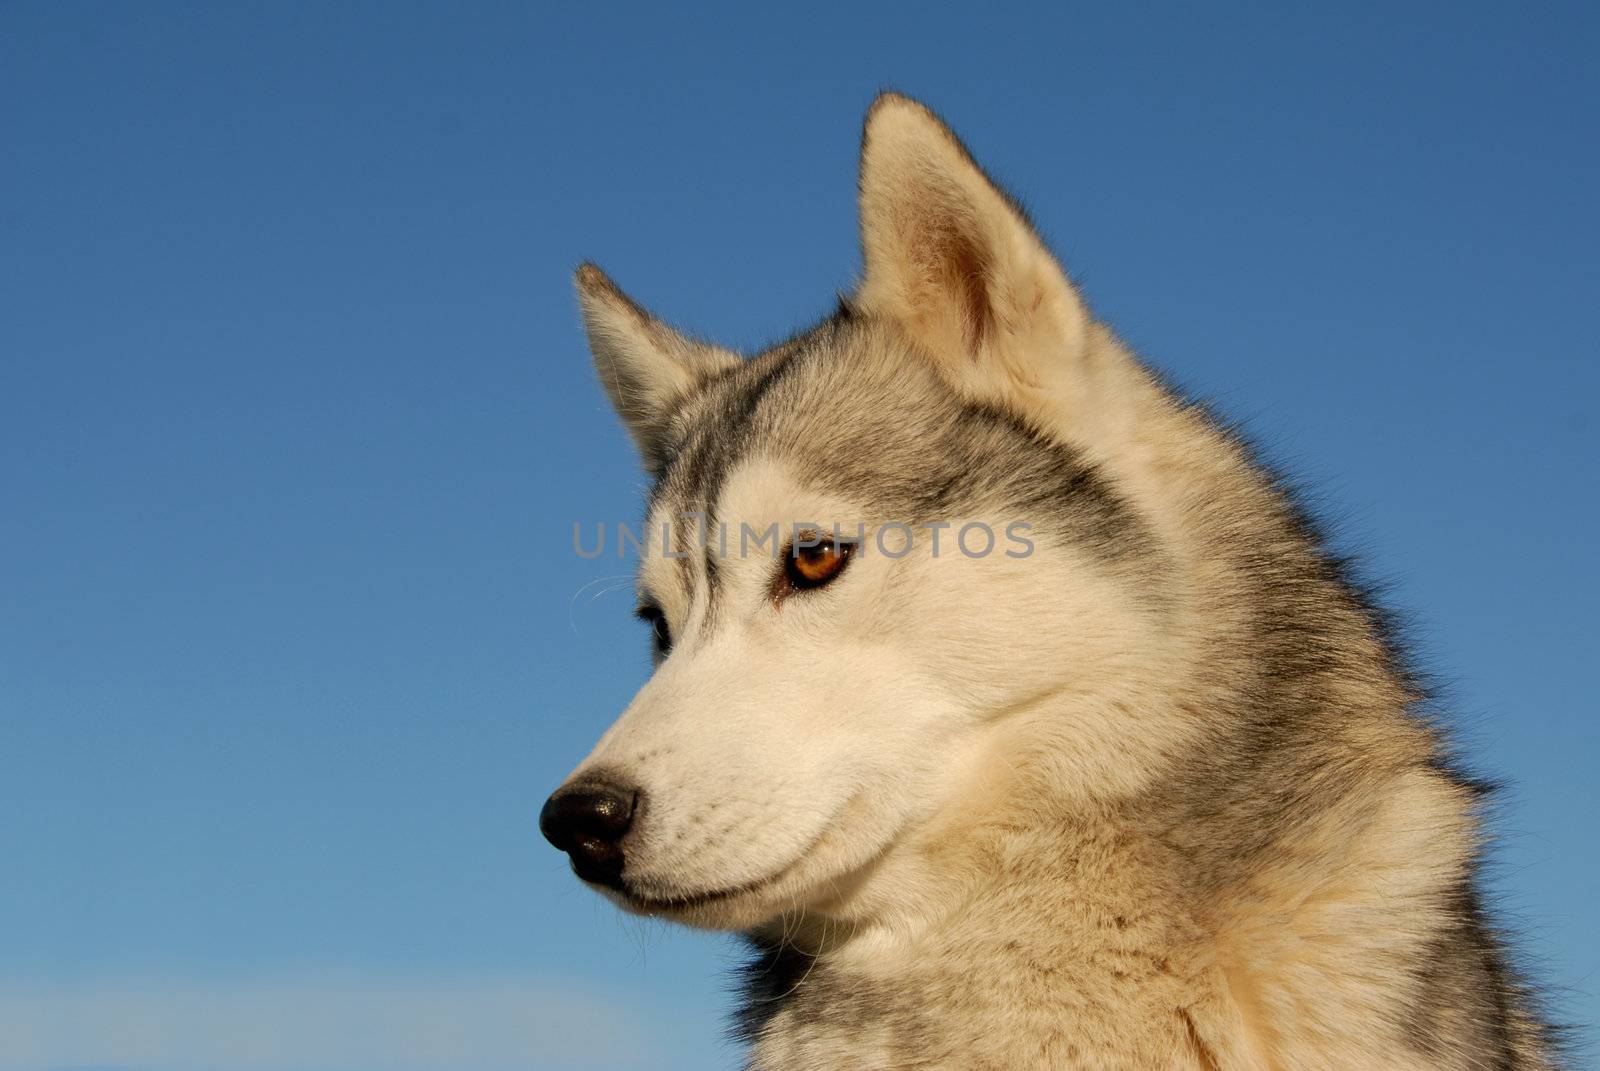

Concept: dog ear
[[576, 263, 738, 468], [855, 94, 1089, 411]]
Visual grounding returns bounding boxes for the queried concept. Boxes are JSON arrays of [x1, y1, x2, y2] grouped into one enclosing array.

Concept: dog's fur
[[551, 94, 1560, 1069]]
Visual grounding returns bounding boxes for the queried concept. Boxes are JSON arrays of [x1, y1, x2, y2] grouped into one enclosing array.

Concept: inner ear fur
[[575, 263, 738, 467], [855, 93, 1088, 392]]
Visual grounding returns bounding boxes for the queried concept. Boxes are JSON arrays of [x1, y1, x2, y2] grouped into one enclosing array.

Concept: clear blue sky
[[3, 3, 1595, 1068]]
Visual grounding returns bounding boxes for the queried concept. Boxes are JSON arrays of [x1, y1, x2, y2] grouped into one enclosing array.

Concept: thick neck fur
[[736, 328, 1554, 1071]]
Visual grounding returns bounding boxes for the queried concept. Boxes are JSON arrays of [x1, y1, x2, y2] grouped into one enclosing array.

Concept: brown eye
[[783, 538, 856, 593]]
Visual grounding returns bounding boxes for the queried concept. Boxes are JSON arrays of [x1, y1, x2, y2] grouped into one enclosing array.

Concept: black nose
[[539, 779, 638, 889]]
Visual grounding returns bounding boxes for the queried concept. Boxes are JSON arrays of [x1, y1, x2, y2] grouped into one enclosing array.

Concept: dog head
[[543, 95, 1183, 931]]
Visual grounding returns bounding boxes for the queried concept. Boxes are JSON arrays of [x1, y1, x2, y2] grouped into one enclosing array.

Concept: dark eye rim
[[780, 536, 859, 595], [635, 603, 672, 656]]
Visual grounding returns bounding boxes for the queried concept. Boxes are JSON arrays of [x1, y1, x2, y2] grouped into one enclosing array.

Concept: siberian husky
[[540, 93, 1560, 1070]]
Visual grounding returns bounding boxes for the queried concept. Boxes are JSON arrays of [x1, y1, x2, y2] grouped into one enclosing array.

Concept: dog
[[540, 93, 1560, 1069]]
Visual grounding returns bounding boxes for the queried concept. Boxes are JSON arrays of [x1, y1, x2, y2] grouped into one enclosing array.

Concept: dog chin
[[598, 843, 862, 930], [605, 832, 903, 931], [592, 795, 906, 929], [596, 875, 794, 930]]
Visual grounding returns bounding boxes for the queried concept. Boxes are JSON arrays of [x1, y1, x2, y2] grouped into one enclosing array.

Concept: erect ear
[[855, 94, 1090, 412], [575, 263, 739, 468]]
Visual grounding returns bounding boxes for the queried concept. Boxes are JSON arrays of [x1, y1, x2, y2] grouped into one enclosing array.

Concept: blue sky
[[2, 2, 1596, 1068]]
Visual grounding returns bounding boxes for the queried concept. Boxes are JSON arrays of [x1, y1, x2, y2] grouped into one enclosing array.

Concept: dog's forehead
[[638, 313, 1152, 578], [648, 317, 912, 515], [628, 313, 1160, 622]]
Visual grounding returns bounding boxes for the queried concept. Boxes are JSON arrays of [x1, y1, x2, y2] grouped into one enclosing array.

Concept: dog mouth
[[607, 799, 859, 915], [615, 870, 783, 913], [611, 837, 815, 915]]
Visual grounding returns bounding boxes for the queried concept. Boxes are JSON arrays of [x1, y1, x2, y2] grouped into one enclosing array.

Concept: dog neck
[[735, 699, 1495, 1070]]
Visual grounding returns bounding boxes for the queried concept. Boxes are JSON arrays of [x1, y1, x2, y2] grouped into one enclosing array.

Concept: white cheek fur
[[565, 456, 1164, 923]]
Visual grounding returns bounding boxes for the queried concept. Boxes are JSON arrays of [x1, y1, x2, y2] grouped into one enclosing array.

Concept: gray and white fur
[[540, 93, 1563, 1070]]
